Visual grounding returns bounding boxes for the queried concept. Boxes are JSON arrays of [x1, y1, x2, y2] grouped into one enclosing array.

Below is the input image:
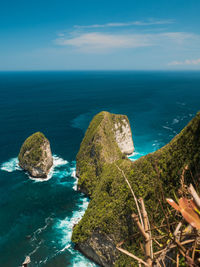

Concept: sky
[[1, 0, 200, 70]]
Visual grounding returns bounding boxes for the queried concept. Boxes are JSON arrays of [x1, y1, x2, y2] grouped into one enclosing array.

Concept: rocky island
[[18, 132, 53, 179], [72, 111, 200, 266]]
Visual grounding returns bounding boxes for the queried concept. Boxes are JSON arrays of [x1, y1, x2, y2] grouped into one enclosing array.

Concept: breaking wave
[[0, 157, 21, 172], [0, 154, 69, 182], [54, 196, 97, 266]]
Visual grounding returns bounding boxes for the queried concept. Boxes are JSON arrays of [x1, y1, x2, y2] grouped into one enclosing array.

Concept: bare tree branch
[[116, 246, 150, 266], [115, 163, 144, 228], [188, 184, 200, 210]]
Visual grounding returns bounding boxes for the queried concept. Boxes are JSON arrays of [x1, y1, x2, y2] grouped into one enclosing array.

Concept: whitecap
[[28, 175, 53, 182], [71, 169, 77, 179], [30, 216, 53, 243], [128, 151, 144, 162], [67, 161, 79, 191], [25, 159, 98, 266], [0, 157, 20, 172], [180, 115, 188, 121], [28, 154, 69, 182], [1, 154, 69, 183], [55, 197, 89, 249], [71, 255, 97, 267], [128, 151, 139, 157], [59, 244, 71, 252], [162, 125, 173, 131], [172, 118, 179, 124], [70, 166, 78, 191], [53, 155, 68, 167], [53, 169, 71, 179], [27, 216, 53, 260], [72, 181, 78, 191]]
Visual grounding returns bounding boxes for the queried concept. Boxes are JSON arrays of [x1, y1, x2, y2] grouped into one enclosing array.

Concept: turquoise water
[[0, 71, 200, 266]]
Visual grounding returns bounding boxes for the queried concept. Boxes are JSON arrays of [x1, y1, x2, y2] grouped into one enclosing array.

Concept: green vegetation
[[18, 132, 46, 170], [76, 111, 128, 196], [72, 111, 200, 265]]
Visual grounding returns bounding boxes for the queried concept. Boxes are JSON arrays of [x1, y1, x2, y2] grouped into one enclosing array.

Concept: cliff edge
[[18, 132, 53, 178], [72, 111, 200, 266]]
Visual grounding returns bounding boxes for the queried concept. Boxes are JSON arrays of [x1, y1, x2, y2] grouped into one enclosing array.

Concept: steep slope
[[18, 132, 53, 178], [72, 111, 200, 266], [76, 111, 134, 196]]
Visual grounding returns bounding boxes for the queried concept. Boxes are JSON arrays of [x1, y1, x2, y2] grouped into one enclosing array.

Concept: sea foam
[[128, 151, 144, 161], [70, 162, 78, 191], [28, 155, 69, 182], [54, 196, 97, 266], [0, 155, 69, 182], [1, 156, 96, 265], [0, 157, 20, 172], [55, 196, 89, 247], [22, 160, 95, 265]]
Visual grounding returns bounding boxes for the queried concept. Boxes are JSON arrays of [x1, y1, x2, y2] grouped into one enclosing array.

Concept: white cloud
[[161, 32, 195, 44], [168, 58, 200, 65], [54, 31, 198, 53], [55, 33, 151, 51], [74, 19, 174, 29]]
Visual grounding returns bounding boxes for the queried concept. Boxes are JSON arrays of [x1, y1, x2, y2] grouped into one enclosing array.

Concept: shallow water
[[0, 71, 200, 266]]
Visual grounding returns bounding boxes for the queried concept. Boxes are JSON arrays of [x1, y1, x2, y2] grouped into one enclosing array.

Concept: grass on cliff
[[72, 111, 200, 266], [18, 132, 46, 167], [76, 111, 127, 196]]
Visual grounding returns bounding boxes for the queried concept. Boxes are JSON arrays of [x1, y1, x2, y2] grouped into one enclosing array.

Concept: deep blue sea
[[0, 71, 200, 266]]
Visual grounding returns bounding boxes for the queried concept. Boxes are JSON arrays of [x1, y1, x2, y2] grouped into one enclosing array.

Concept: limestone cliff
[[76, 111, 134, 196], [72, 111, 200, 266], [18, 132, 53, 178], [113, 117, 134, 155]]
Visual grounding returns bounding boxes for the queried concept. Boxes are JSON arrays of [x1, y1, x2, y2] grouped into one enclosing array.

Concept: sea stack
[[18, 132, 53, 178], [76, 111, 134, 196]]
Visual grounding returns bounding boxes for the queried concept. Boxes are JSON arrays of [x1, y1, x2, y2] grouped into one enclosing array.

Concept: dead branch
[[116, 246, 150, 266], [115, 163, 144, 228], [140, 198, 153, 265], [132, 213, 148, 240], [154, 239, 195, 256], [188, 184, 200, 210]]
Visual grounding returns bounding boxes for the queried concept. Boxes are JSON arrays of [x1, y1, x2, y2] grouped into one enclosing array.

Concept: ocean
[[0, 71, 200, 266]]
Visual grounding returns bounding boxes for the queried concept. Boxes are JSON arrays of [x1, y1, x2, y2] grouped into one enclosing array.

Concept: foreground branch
[[116, 246, 150, 266]]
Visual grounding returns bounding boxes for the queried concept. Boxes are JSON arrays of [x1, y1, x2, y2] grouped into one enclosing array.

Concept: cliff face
[[76, 111, 134, 196], [72, 111, 200, 266], [18, 132, 53, 178], [113, 117, 134, 155]]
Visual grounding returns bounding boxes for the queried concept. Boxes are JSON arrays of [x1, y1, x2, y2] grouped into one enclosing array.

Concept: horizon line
[[1, 69, 200, 72]]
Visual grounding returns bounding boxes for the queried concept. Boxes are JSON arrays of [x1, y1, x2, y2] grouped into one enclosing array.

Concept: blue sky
[[1, 0, 200, 70]]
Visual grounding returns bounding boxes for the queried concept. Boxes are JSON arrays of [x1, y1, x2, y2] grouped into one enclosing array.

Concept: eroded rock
[[18, 132, 53, 178]]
